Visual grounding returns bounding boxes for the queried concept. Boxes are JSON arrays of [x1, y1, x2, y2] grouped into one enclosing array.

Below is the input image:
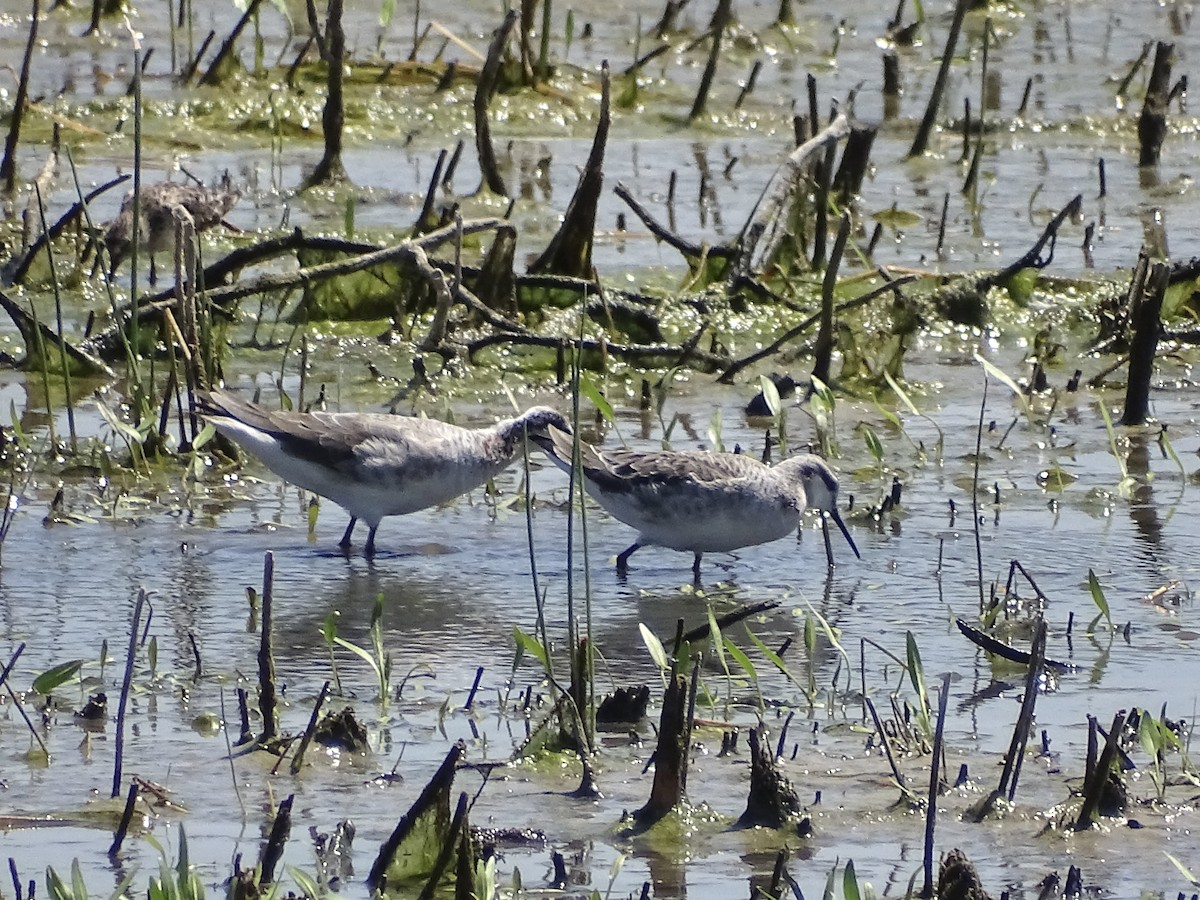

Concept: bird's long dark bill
[[829, 509, 861, 559]]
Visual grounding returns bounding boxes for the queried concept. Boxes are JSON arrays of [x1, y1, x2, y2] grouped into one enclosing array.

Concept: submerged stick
[[529, 62, 611, 277], [718, 273, 916, 383], [474, 11, 517, 196], [258, 552, 278, 741], [1075, 710, 1128, 830], [920, 673, 952, 899], [1119, 262, 1169, 425], [259, 793, 294, 884], [1137, 41, 1174, 166], [908, 0, 969, 157], [998, 618, 1047, 801], [0, 0, 39, 194], [689, 0, 731, 120], [633, 651, 695, 825], [738, 725, 802, 827], [737, 114, 851, 274], [956, 618, 1072, 673], [112, 590, 149, 797], [811, 212, 851, 385], [368, 741, 465, 888], [7, 174, 129, 287], [303, 0, 347, 186], [199, 0, 265, 85], [107, 781, 140, 856], [0, 644, 49, 756], [290, 681, 331, 775], [416, 792, 469, 900]]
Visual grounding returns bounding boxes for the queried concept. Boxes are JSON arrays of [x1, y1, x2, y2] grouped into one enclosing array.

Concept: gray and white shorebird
[[200, 390, 570, 556], [103, 175, 241, 284], [531, 425, 860, 575]]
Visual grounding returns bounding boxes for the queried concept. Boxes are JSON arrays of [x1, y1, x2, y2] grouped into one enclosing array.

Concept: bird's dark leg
[[148, 255, 158, 286], [364, 526, 378, 558], [692, 552, 703, 577], [616, 542, 642, 573], [339, 517, 357, 549]]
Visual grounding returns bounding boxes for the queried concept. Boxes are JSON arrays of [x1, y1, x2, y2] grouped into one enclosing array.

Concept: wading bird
[[201, 390, 569, 556], [103, 174, 241, 284], [532, 425, 860, 575]]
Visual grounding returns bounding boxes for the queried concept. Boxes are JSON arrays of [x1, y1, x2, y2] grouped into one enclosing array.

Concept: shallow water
[[1, 0, 1200, 897]]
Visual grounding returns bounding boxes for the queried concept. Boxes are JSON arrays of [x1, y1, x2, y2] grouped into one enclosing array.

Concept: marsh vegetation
[[0, 0, 1198, 898]]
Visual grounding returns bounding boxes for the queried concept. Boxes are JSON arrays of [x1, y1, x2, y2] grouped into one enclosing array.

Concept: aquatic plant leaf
[[821, 861, 838, 900], [905, 632, 932, 740], [321, 610, 339, 646], [1000, 268, 1037, 305], [1086, 569, 1113, 631], [579, 372, 614, 423], [1036, 466, 1076, 490], [191, 422, 216, 451], [758, 374, 782, 418], [804, 602, 851, 676], [744, 627, 799, 689], [70, 860, 87, 900], [10, 399, 25, 441], [288, 867, 320, 899], [512, 626, 551, 673], [883, 371, 919, 416], [44, 865, 77, 900], [96, 399, 148, 447], [1137, 709, 1162, 760], [476, 856, 498, 900], [843, 859, 862, 900], [333, 637, 384, 681], [639, 623, 669, 671], [723, 636, 758, 686], [607, 852, 627, 889], [1166, 852, 1200, 887], [1159, 428, 1187, 480], [32, 659, 82, 696], [707, 408, 724, 453], [862, 424, 883, 464], [973, 353, 1031, 419], [706, 607, 729, 675], [871, 205, 922, 228]]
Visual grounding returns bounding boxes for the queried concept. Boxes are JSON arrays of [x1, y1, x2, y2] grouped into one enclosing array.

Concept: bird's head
[[782, 455, 861, 560], [498, 407, 572, 455]]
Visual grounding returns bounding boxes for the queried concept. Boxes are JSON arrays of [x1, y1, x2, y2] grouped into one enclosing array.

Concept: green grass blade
[[974, 352, 1031, 418], [332, 637, 384, 681], [706, 607, 729, 674], [843, 859, 862, 900], [757, 374, 782, 417], [512, 626, 551, 672], [1166, 852, 1200, 887], [723, 636, 758, 684], [639, 623, 669, 671], [33, 660, 82, 696], [1086, 568, 1113, 630], [580, 372, 614, 423]]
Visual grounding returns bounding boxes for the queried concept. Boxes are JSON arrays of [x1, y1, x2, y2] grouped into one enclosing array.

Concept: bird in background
[[531, 424, 860, 576], [200, 390, 569, 557], [102, 173, 241, 285]]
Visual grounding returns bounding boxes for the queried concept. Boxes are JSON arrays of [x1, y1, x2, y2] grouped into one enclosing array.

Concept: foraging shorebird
[[531, 425, 860, 575], [103, 174, 241, 284], [200, 390, 570, 556]]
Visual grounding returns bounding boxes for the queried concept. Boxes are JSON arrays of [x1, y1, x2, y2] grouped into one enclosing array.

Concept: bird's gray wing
[[200, 391, 465, 474]]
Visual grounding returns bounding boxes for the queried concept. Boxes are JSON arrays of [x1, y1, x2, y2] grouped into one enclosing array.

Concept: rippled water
[[1, 0, 1199, 897]]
